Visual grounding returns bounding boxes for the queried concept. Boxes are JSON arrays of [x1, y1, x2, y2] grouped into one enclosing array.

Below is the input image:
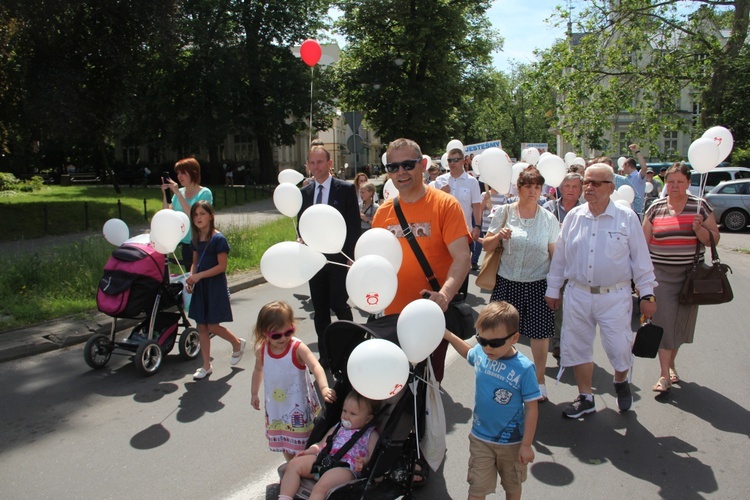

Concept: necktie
[[316, 184, 323, 204]]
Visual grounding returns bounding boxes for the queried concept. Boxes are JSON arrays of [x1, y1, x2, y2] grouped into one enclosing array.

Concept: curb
[[0, 270, 267, 364]]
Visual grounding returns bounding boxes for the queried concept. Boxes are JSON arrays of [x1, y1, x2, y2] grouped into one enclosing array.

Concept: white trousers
[[560, 283, 634, 373]]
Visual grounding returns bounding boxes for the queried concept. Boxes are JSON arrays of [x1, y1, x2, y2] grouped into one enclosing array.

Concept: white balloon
[[539, 151, 553, 160], [103, 218, 129, 246], [346, 255, 398, 313], [273, 183, 303, 218], [440, 152, 448, 170], [354, 228, 403, 273], [446, 139, 464, 155], [348, 339, 409, 400], [175, 211, 190, 238], [645, 182, 654, 194], [423, 154, 432, 169], [149, 237, 172, 255], [702, 126, 734, 164], [472, 155, 481, 176], [277, 169, 304, 185], [383, 178, 399, 200], [381, 152, 387, 166], [150, 209, 184, 254], [537, 154, 567, 187], [615, 199, 631, 209], [573, 157, 586, 168], [511, 162, 528, 185], [688, 137, 720, 174], [523, 148, 540, 166], [260, 241, 327, 288], [477, 147, 513, 194], [564, 152, 576, 166], [298, 204, 347, 254], [397, 299, 446, 364], [617, 184, 635, 203], [609, 190, 622, 202], [617, 156, 627, 168]]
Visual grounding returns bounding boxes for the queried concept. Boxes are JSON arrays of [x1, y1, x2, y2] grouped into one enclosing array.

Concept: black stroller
[[279, 315, 432, 499], [84, 242, 200, 376]]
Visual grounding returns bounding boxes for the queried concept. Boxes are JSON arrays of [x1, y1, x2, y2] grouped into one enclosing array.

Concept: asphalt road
[[1, 230, 749, 499]]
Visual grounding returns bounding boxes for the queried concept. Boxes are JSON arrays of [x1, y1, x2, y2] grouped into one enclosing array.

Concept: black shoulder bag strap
[[315, 420, 376, 467], [393, 196, 441, 293]]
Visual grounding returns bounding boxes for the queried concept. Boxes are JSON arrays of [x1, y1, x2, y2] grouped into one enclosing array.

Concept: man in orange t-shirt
[[373, 138, 471, 380]]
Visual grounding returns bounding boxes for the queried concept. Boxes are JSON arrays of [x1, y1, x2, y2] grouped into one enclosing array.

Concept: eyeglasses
[[583, 180, 613, 188], [475, 332, 516, 349], [446, 157, 463, 164], [265, 327, 295, 340], [384, 159, 422, 173]]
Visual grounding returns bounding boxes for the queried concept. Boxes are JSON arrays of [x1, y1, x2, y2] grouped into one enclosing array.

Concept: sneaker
[[562, 395, 596, 418], [614, 381, 632, 412], [230, 338, 247, 366], [193, 366, 212, 380]]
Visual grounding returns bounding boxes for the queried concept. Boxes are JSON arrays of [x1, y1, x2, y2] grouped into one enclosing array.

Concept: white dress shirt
[[546, 200, 656, 299], [434, 171, 482, 228], [314, 176, 333, 205]]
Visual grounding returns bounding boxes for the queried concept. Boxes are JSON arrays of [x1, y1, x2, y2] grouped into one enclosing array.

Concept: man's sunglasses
[[475, 332, 516, 349], [583, 180, 613, 188], [384, 158, 422, 173], [446, 157, 463, 164], [266, 327, 295, 340]]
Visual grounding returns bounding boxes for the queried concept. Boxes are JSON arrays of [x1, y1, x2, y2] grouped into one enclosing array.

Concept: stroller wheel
[[135, 340, 163, 376], [84, 334, 112, 369], [178, 327, 201, 360]]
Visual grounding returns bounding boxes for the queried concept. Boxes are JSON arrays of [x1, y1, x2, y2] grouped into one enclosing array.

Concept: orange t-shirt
[[372, 187, 471, 314]]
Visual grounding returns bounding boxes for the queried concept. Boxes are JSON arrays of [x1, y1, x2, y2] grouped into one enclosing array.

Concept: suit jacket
[[298, 177, 360, 263]]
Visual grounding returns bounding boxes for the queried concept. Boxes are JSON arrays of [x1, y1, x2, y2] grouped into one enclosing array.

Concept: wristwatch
[[640, 294, 655, 302], [473, 224, 481, 229]]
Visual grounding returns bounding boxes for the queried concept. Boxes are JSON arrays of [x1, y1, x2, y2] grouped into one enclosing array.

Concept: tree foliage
[[535, 0, 750, 155], [331, 0, 501, 154]]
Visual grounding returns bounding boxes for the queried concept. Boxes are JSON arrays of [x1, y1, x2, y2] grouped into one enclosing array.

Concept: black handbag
[[678, 232, 733, 305], [632, 320, 664, 358], [393, 197, 476, 340]]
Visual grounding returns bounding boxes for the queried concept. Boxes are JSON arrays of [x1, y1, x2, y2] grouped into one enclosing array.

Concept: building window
[[664, 131, 678, 156], [234, 134, 252, 161], [618, 132, 628, 155]]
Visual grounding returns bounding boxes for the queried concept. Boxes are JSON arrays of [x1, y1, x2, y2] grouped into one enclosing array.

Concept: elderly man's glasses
[[583, 180, 613, 188], [475, 332, 516, 349], [446, 157, 463, 164], [384, 159, 422, 173]]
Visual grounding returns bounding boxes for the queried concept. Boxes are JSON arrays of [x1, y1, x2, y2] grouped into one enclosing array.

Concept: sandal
[[412, 459, 429, 488], [652, 377, 671, 393], [669, 368, 680, 384]]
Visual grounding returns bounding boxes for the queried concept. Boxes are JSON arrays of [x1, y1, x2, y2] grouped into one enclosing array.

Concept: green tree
[[536, 0, 750, 155], [331, 0, 501, 154], [1, 0, 175, 176]]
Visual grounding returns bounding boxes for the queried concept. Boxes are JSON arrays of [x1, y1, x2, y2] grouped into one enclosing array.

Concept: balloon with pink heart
[[701, 126, 733, 164], [348, 339, 409, 400]]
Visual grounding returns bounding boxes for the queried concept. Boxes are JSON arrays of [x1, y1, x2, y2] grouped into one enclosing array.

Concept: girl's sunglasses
[[266, 327, 295, 340], [475, 332, 516, 349]]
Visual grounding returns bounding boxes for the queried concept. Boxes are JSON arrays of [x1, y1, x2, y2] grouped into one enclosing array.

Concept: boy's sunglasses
[[384, 158, 422, 173], [266, 327, 295, 340], [475, 332, 516, 349]]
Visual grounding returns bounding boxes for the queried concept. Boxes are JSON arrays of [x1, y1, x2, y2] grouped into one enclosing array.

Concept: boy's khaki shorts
[[467, 434, 527, 496]]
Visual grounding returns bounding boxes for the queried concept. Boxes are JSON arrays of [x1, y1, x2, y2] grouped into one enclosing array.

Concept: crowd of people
[[160, 137, 718, 499]]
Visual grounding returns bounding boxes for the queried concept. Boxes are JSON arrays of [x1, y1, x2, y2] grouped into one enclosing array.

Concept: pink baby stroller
[[84, 242, 199, 376]]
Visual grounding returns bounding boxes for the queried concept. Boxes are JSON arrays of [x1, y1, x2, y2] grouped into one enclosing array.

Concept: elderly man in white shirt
[[545, 164, 657, 418]]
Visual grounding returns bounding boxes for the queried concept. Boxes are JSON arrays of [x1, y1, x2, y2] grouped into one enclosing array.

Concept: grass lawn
[[0, 184, 270, 241], [0, 217, 295, 332]]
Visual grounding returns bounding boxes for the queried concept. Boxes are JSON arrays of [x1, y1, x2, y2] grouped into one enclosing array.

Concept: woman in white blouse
[[482, 167, 560, 401]]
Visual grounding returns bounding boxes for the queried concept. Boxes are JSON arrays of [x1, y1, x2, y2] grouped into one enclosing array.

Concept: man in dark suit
[[297, 140, 360, 367]]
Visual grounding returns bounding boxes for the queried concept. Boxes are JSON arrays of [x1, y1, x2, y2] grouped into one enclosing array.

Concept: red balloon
[[300, 39, 322, 67]]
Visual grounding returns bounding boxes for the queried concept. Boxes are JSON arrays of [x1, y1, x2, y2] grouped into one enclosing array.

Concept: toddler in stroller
[[278, 315, 432, 499], [279, 391, 380, 500]]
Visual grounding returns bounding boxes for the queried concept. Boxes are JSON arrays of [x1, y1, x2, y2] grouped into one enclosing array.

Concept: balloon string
[[339, 251, 353, 262], [326, 261, 351, 268], [309, 66, 314, 147], [173, 253, 187, 278], [697, 173, 707, 214], [410, 380, 421, 461]]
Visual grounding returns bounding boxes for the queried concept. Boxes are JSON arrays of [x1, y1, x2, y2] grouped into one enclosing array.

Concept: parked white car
[[689, 167, 750, 196]]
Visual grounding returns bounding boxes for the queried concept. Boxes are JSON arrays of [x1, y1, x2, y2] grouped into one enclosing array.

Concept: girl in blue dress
[[186, 200, 246, 380]]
